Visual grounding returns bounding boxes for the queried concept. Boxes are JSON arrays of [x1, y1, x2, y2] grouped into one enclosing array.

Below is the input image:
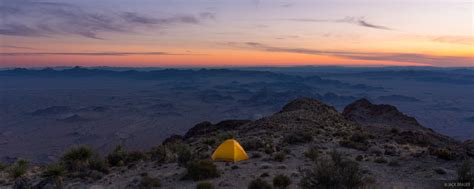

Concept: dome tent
[[211, 139, 249, 162]]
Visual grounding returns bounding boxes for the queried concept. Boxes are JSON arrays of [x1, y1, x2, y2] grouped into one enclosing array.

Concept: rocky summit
[[1, 98, 473, 188]]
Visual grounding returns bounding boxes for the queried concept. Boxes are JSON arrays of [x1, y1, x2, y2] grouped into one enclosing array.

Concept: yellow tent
[[211, 139, 249, 162]]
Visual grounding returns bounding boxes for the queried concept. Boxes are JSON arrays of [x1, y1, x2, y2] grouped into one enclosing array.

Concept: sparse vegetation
[[88, 156, 109, 174], [149, 142, 192, 165], [41, 164, 66, 188], [388, 160, 400, 167], [107, 145, 148, 167], [283, 132, 312, 144], [125, 151, 148, 164], [242, 138, 265, 151], [273, 152, 286, 162], [60, 145, 109, 178], [8, 159, 29, 179], [150, 145, 170, 163], [197, 182, 215, 189], [329, 149, 343, 166], [390, 128, 399, 134], [186, 160, 220, 181], [0, 162, 6, 171], [252, 152, 263, 158], [248, 178, 272, 189], [339, 131, 371, 151], [300, 150, 364, 189], [304, 146, 319, 162], [216, 132, 234, 143], [457, 160, 473, 181], [273, 174, 291, 189], [107, 145, 127, 166], [61, 145, 95, 172], [140, 173, 161, 188], [177, 146, 193, 167], [430, 147, 456, 160], [374, 157, 388, 164], [203, 138, 216, 146], [388, 160, 400, 166]]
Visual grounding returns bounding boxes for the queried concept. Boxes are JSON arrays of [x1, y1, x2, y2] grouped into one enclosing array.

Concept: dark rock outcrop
[[343, 98, 423, 130]]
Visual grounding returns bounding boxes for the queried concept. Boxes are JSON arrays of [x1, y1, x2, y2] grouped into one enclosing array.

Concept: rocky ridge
[[0, 98, 472, 188]]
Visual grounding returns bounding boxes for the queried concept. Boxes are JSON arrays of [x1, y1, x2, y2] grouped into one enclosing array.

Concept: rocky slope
[[0, 98, 472, 188]]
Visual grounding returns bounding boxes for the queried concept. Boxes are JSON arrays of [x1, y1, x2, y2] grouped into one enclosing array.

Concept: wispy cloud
[[0, 45, 40, 50], [0, 0, 214, 39], [432, 36, 474, 45], [228, 42, 473, 66], [288, 16, 392, 30], [0, 51, 200, 56], [357, 20, 390, 30]]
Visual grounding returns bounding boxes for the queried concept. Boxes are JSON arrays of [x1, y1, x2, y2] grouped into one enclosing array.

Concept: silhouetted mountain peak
[[343, 98, 423, 130], [279, 97, 338, 115]]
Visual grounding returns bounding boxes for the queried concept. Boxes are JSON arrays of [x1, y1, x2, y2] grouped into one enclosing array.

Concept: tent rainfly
[[211, 139, 249, 162]]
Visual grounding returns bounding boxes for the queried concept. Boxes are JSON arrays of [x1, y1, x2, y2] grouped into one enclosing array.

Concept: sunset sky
[[0, 0, 473, 67]]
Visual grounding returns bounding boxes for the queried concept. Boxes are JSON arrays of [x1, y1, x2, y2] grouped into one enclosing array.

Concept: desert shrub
[[107, 145, 127, 166], [304, 146, 319, 162], [390, 128, 399, 134], [108, 145, 147, 167], [61, 145, 95, 172], [264, 144, 276, 154], [248, 178, 272, 189], [140, 174, 161, 187], [300, 150, 364, 189], [167, 142, 188, 153], [329, 149, 343, 166], [388, 160, 400, 167], [242, 138, 265, 151], [126, 151, 148, 164], [333, 130, 349, 137], [0, 162, 6, 171], [216, 132, 234, 143], [252, 152, 263, 158], [339, 131, 372, 151], [186, 160, 220, 181], [374, 157, 388, 164], [150, 145, 170, 163], [300, 160, 363, 189], [273, 174, 291, 189], [355, 155, 363, 161], [8, 159, 29, 179], [197, 182, 215, 189], [430, 148, 455, 160], [350, 132, 370, 143], [89, 156, 109, 174], [177, 146, 193, 167], [457, 160, 473, 181], [41, 164, 65, 188], [203, 138, 216, 146], [283, 132, 312, 145], [13, 177, 31, 189], [260, 172, 270, 177], [273, 152, 286, 162]]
